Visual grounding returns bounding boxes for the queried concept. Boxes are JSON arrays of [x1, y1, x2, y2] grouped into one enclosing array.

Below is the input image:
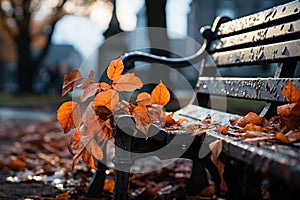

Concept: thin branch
[[32, 0, 68, 68]]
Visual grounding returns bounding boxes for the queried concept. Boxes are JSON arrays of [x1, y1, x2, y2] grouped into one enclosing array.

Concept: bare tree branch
[[33, 0, 67, 68]]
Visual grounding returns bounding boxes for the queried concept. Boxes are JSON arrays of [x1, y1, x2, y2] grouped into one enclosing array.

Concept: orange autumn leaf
[[215, 125, 229, 135], [282, 80, 300, 103], [100, 118, 114, 139], [112, 73, 143, 92], [94, 89, 119, 111], [275, 132, 290, 144], [277, 102, 300, 129], [88, 154, 96, 169], [164, 112, 186, 127], [240, 123, 268, 133], [286, 131, 300, 143], [230, 112, 264, 128], [165, 113, 176, 127], [62, 70, 83, 96], [243, 112, 265, 126], [277, 102, 300, 117], [151, 81, 170, 107], [68, 128, 81, 155], [132, 105, 151, 136], [99, 82, 111, 91], [57, 101, 82, 133], [80, 83, 100, 102], [89, 139, 104, 161], [83, 148, 97, 169], [136, 92, 155, 106], [107, 57, 124, 80]]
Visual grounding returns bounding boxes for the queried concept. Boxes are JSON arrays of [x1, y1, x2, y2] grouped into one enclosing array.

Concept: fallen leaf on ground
[[282, 80, 300, 103]]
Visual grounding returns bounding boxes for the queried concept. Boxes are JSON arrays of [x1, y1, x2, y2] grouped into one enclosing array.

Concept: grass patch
[[208, 96, 267, 115], [0, 93, 71, 107]]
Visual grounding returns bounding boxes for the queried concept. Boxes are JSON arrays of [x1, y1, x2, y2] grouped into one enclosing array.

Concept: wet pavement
[[0, 107, 56, 121]]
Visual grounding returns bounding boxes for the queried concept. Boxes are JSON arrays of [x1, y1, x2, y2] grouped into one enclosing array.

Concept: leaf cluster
[[57, 57, 182, 169], [228, 80, 300, 143]]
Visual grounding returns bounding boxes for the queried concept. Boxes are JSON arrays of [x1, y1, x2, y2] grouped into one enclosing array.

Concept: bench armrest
[[121, 47, 206, 71]]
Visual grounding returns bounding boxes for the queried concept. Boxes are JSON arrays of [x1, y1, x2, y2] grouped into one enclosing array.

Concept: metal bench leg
[[186, 158, 210, 196], [223, 159, 262, 200], [87, 160, 107, 197], [86, 143, 107, 198], [203, 156, 222, 197], [113, 127, 133, 200], [113, 163, 132, 200]]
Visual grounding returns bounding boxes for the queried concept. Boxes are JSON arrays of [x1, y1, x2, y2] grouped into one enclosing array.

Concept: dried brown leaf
[[80, 83, 100, 102], [209, 140, 227, 192], [230, 112, 264, 128], [136, 92, 155, 106], [240, 123, 268, 133], [215, 125, 229, 135], [147, 104, 166, 127], [275, 132, 290, 144], [99, 82, 111, 90], [62, 70, 83, 96], [286, 130, 300, 143], [132, 105, 151, 136], [277, 102, 300, 129], [94, 89, 119, 111], [282, 80, 300, 103], [82, 103, 104, 136], [112, 73, 143, 92], [107, 57, 124, 80], [89, 139, 104, 161]]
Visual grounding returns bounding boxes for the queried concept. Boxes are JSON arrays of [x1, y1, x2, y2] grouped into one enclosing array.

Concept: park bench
[[89, 1, 300, 199]]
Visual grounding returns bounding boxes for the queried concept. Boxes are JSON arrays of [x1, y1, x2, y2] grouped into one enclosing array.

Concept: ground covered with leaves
[[0, 116, 216, 200]]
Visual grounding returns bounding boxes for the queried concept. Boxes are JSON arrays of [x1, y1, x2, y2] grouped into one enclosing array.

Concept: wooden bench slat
[[216, 0, 300, 36], [210, 19, 300, 52], [197, 77, 299, 102], [205, 131, 300, 190], [212, 38, 300, 66], [175, 104, 239, 125]]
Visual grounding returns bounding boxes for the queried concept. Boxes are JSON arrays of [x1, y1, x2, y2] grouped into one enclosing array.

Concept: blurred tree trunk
[[0, 0, 76, 93], [145, 0, 170, 57], [15, 21, 34, 93]]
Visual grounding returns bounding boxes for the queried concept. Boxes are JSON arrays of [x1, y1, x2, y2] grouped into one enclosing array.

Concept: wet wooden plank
[[197, 77, 300, 102], [211, 39, 300, 66], [205, 131, 300, 190], [210, 19, 300, 52], [216, 0, 300, 36]]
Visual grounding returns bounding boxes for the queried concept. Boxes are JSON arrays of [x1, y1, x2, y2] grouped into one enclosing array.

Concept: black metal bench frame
[[89, 1, 300, 199]]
